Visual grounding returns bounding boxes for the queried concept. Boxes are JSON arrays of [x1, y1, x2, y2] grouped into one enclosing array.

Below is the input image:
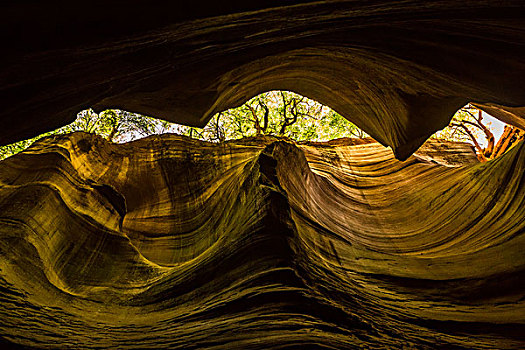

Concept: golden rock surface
[[1, 133, 524, 348]]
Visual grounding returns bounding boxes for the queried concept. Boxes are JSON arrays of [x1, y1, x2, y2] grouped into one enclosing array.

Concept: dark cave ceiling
[[2, 2, 525, 349], [1, 0, 524, 158]]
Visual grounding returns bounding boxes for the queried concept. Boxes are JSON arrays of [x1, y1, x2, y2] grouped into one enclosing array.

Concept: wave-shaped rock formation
[[1, 133, 524, 349], [1, 1, 525, 159]]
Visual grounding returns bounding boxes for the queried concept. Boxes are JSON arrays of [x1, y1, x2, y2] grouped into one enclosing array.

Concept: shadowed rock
[[0, 133, 524, 349], [1, 1, 525, 159]]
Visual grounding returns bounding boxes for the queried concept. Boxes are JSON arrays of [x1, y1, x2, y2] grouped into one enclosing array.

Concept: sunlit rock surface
[[1, 1, 525, 158], [1, 133, 524, 349]]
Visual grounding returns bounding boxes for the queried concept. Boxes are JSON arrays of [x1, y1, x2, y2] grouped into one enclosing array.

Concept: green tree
[[190, 90, 367, 142], [0, 109, 160, 160], [0, 91, 366, 160]]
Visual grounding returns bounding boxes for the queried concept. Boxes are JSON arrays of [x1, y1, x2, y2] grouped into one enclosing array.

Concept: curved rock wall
[[0, 133, 524, 348], [2, 1, 525, 158]]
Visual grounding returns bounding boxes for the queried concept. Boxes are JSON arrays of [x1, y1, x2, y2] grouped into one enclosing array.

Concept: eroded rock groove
[[0, 133, 524, 348]]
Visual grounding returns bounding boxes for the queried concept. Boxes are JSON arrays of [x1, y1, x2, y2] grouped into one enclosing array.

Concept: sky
[[478, 111, 505, 148]]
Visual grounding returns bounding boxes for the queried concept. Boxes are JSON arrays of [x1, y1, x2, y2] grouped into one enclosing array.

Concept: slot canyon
[[1, 1, 525, 349]]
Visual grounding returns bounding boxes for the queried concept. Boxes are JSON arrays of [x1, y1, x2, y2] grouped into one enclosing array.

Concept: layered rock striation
[[2, 1, 525, 158], [1, 133, 524, 349]]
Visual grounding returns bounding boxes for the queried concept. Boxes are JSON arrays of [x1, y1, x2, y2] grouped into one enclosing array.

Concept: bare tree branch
[[258, 98, 269, 133], [246, 103, 262, 135], [450, 122, 487, 160]]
